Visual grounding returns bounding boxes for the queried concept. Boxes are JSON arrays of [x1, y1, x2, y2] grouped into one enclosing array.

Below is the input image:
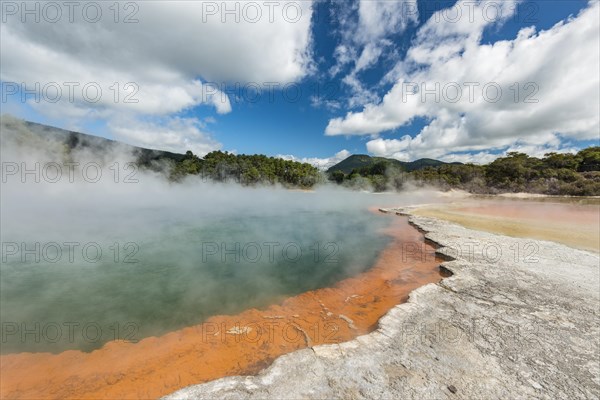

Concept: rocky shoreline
[[164, 208, 600, 399]]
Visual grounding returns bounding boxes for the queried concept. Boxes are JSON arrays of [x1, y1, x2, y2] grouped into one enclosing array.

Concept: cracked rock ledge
[[164, 209, 600, 400]]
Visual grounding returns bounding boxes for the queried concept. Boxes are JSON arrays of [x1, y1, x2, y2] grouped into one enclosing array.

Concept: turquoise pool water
[[1, 190, 395, 354]]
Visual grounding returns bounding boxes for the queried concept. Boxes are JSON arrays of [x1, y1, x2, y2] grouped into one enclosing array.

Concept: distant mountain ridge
[[327, 154, 462, 174]]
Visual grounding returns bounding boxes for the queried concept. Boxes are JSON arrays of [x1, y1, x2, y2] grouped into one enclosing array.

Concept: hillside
[[3, 117, 598, 195], [326, 149, 600, 195], [327, 154, 461, 174], [1, 118, 187, 165], [1, 117, 321, 188]]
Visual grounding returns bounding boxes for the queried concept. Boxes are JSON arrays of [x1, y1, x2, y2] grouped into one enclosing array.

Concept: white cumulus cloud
[[329, 0, 419, 107], [277, 149, 351, 170], [1, 0, 314, 153], [326, 0, 600, 162], [108, 116, 221, 157]]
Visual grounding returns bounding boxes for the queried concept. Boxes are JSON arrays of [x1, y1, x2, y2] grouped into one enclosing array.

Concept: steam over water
[[1, 192, 393, 353], [0, 118, 444, 354], [1, 177, 443, 354]]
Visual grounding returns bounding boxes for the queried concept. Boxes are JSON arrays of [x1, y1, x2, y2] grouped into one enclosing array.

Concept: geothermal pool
[[5, 172, 595, 400], [0, 179, 453, 398], [1, 209, 394, 354], [2, 190, 598, 399]]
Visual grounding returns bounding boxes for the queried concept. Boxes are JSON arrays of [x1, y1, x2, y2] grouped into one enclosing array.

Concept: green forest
[[23, 119, 596, 196], [328, 147, 600, 196], [163, 146, 600, 196], [167, 150, 321, 188]]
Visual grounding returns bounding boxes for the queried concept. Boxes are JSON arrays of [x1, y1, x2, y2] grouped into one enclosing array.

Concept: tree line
[[160, 146, 600, 196], [166, 150, 321, 188], [328, 147, 600, 196]]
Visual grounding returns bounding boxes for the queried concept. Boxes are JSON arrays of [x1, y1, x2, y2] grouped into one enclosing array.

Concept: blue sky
[[1, 0, 598, 166]]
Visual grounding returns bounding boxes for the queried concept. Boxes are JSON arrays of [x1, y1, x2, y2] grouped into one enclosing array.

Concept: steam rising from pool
[[0, 117, 446, 353]]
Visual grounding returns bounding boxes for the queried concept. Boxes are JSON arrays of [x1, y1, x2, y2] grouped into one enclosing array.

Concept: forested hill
[[3, 118, 599, 195], [5, 119, 187, 164], [327, 148, 600, 196], [327, 154, 461, 174], [170, 150, 320, 187], [1, 118, 321, 188]]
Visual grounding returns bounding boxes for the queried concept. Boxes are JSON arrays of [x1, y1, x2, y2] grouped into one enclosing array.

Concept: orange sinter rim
[[1, 214, 445, 400]]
